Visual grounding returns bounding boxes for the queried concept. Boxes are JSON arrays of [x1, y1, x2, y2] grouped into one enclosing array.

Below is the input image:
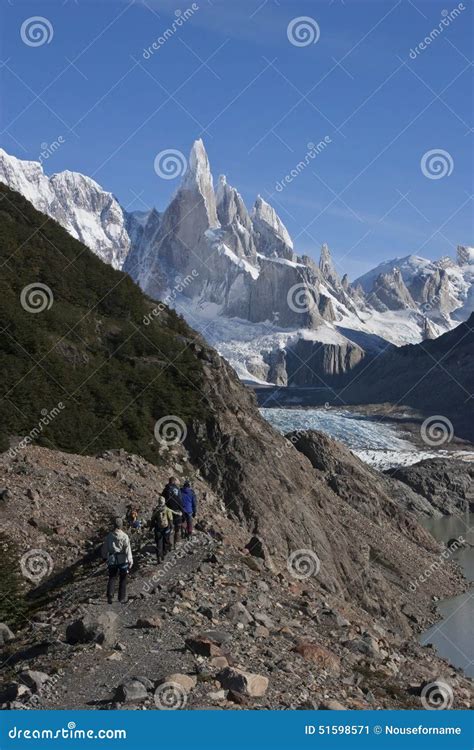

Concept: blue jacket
[[181, 486, 197, 515]]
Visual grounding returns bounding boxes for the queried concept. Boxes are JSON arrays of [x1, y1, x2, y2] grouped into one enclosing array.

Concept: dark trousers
[[154, 528, 170, 562], [107, 564, 128, 602]]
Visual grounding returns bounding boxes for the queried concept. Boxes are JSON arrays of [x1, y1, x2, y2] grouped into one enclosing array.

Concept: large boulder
[[217, 667, 268, 697], [66, 611, 119, 647]]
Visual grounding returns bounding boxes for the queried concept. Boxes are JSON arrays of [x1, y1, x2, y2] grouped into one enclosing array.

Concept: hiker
[[162, 476, 184, 549], [126, 505, 141, 532], [181, 480, 197, 537], [150, 497, 174, 563], [101, 517, 133, 604]]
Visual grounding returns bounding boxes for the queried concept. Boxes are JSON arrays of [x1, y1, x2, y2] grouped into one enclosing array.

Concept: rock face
[[368, 268, 417, 312], [286, 429, 438, 519], [387, 459, 474, 514], [0, 148, 130, 269], [251, 196, 294, 260], [285, 336, 365, 385]]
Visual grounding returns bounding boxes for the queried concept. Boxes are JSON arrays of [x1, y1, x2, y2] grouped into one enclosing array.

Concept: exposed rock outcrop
[[386, 459, 474, 515]]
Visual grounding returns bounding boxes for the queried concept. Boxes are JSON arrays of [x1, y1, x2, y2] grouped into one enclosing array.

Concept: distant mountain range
[[1, 142, 472, 387]]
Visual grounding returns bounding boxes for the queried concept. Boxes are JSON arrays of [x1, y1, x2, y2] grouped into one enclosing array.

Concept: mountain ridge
[[0, 142, 472, 388]]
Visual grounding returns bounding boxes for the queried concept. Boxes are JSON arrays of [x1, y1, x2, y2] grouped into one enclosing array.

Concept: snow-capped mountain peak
[[0, 147, 130, 269], [0, 142, 471, 388]]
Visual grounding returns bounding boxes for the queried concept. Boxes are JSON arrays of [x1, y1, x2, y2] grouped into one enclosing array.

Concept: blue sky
[[0, 0, 472, 278]]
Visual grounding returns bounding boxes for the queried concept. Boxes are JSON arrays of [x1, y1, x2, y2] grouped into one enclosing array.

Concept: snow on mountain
[[355, 251, 473, 326], [1, 142, 471, 389], [0, 148, 130, 269], [355, 255, 436, 292]]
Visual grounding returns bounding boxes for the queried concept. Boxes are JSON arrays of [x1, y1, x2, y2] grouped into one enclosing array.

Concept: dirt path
[[35, 532, 217, 709]]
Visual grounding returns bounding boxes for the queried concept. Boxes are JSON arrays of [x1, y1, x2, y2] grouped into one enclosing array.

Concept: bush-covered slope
[[0, 183, 205, 461]]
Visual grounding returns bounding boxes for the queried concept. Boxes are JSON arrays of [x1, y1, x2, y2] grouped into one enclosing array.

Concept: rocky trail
[[1, 440, 473, 712], [1, 521, 472, 712]]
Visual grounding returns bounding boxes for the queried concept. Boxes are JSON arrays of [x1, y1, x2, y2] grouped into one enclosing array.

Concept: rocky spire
[[216, 174, 253, 232], [181, 139, 219, 228], [319, 243, 340, 287], [215, 174, 256, 259], [369, 268, 417, 311], [251, 196, 294, 259]]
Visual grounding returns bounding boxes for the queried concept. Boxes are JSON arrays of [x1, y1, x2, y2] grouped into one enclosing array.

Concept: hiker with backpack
[[101, 517, 133, 604], [150, 497, 174, 564], [162, 477, 184, 549], [181, 480, 197, 537]]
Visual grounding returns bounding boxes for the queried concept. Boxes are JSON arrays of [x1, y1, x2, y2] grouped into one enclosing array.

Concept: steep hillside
[[342, 315, 474, 442], [0, 183, 205, 462]]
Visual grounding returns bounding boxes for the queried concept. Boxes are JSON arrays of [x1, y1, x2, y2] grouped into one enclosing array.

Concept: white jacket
[[102, 529, 133, 567]]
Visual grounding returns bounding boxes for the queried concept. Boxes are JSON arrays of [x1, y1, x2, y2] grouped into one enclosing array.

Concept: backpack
[[153, 506, 169, 529]]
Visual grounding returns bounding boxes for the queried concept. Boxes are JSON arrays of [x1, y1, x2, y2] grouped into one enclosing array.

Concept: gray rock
[[115, 680, 148, 703], [217, 667, 269, 697], [19, 670, 50, 693], [253, 611, 274, 629], [0, 623, 15, 645], [222, 602, 253, 625], [131, 676, 154, 690], [66, 611, 118, 647]]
